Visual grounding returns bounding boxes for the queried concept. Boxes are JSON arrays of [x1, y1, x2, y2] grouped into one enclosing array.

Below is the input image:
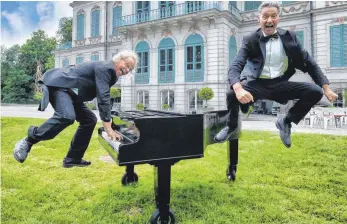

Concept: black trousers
[[28, 87, 97, 160], [227, 77, 323, 128]]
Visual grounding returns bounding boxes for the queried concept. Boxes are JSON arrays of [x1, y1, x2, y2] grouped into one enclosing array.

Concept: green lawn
[[1, 117, 347, 224]]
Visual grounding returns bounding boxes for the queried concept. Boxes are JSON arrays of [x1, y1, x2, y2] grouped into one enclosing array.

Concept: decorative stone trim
[[74, 39, 86, 46], [110, 35, 122, 43], [331, 16, 347, 24], [282, 2, 309, 13], [161, 28, 172, 37], [138, 31, 147, 41], [88, 36, 102, 44]]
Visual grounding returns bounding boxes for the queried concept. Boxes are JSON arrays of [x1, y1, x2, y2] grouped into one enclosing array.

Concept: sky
[[1, 1, 73, 47]]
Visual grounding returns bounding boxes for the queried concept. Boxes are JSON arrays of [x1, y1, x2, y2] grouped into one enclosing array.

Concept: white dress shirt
[[259, 30, 289, 79]]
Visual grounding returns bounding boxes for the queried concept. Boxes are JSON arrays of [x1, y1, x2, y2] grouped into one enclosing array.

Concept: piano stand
[[227, 139, 239, 181], [121, 165, 138, 186], [149, 161, 176, 224]]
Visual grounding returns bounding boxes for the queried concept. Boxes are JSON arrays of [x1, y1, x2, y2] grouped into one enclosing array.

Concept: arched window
[[135, 41, 150, 84], [158, 38, 175, 83], [113, 6, 122, 35], [76, 55, 84, 64], [160, 90, 174, 110], [185, 34, 204, 82], [91, 6, 100, 37], [137, 90, 149, 108], [62, 58, 69, 67], [77, 10, 85, 40], [188, 89, 203, 111], [229, 36, 237, 65]]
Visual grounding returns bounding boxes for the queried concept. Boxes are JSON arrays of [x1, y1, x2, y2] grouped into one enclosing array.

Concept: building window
[[137, 90, 149, 108], [295, 31, 304, 48], [62, 58, 69, 67], [158, 38, 175, 83], [229, 1, 237, 9], [188, 89, 203, 111], [91, 7, 100, 37], [136, 1, 150, 23], [91, 54, 99, 61], [229, 36, 237, 65], [113, 6, 122, 35], [77, 11, 85, 40], [185, 1, 203, 13], [330, 24, 347, 67], [135, 41, 150, 84], [160, 90, 174, 110], [160, 1, 175, 18], [76, 56, 84, 64], [244, 1, 261, 11], [185, 34, 204, 82]]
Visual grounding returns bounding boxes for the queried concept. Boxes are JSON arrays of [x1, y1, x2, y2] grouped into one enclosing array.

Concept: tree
[[198, 87, 214, 107], [19, 30, 56, 93], [2, 66, 33, 103], [56, 17, 72, 44], [1, 45, 21, 90]]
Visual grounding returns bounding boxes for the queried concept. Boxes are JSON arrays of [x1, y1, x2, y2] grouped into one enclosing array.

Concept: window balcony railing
[[55, 42, 72, 50], [118, 1, 220, 26], [228, 5, 242, 21]]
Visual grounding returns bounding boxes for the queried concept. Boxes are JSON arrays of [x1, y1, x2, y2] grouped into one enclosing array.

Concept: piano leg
[[121, 164, 138, 186], [227, 139, 238, 181], [150, 162, 176, 224]]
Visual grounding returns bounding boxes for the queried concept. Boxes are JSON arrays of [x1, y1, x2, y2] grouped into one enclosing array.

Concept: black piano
[[98, 109, 241, 224]]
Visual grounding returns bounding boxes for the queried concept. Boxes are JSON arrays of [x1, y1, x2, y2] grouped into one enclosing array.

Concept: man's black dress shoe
[[275, 117, 292, 148], [63, 158, 91, 168], [214, 126, 238, 143]]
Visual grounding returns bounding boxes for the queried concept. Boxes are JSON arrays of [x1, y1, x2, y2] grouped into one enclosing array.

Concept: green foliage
[[2, 67, 33, 103], [44, 55, 55, 70], [344, 91, 347, 106], [136, 103, 144, 111], [1, 45, 21, 89], [198, 87, 214, 101], [34, 92, 43, 101], [110, 87, 121, 98], [245, 106, 254, 118], [86, 102, 96, 110], [2, 117, 347, 223], [56, 17, 72, 44], [19, 30, 56, 77], [162, 104, 170, 110]]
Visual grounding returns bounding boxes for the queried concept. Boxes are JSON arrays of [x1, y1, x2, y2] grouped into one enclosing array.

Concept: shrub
[[136, 103, 144, 111]]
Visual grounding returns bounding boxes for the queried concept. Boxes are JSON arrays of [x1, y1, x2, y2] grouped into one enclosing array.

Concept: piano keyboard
[[101, 131, 121, 153]]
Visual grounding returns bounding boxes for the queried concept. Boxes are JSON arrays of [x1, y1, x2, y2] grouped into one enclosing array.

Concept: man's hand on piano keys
[[103, 121, 123, 141], [106, 128, 123, 141]]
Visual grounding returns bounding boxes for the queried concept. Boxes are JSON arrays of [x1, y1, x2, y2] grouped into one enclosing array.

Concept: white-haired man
[[215, 2, 337, 147], [13, 50, 138, 167]]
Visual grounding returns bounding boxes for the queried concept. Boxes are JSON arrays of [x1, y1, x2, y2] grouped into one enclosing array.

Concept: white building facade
[[54, 1, 347, 114]]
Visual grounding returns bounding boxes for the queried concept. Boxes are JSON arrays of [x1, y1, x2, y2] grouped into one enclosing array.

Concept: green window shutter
[[330, 25, 343, 67], [295, 31, 304, 48]]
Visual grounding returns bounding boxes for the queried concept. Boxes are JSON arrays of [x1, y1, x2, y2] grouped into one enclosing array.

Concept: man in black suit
[[215, 2, 337, 147], [13, 50, 137, 167]]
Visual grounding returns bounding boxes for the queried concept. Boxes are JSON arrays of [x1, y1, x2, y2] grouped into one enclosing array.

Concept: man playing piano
[[13, 50, 137, 168], [214, 2, 337, 147]]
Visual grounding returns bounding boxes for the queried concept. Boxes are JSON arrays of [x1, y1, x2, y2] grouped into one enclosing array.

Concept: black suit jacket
[[228, 28, 329, 87], [40, 60, 118, 122]]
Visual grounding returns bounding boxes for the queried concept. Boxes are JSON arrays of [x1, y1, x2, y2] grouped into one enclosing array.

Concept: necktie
[[262, 33, 279, 42]]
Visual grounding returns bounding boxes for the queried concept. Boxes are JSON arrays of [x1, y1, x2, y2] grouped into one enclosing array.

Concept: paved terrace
[[1, 104, 347, 136]]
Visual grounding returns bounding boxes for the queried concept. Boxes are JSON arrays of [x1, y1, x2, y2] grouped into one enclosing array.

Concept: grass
[[1, 117, 347, 224]]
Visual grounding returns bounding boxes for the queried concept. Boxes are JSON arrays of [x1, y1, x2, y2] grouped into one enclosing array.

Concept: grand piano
[[98, 109, 241, 224]]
